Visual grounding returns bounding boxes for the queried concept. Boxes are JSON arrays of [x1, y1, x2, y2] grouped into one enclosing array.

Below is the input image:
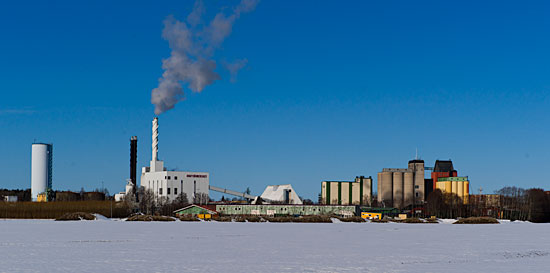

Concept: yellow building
[[435, 177, 469, 204], [361, 212, 382, 220], [197, 214, 212, 219], [321, 176, 372, 205], [36, 193, 48, 202]]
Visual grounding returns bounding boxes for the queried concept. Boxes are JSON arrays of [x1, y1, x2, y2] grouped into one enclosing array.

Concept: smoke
[[223, 58, 248, 83], [152, 0, 259, 115]]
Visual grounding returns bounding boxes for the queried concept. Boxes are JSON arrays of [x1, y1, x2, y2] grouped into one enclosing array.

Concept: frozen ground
[[1, 219, 549, 273]]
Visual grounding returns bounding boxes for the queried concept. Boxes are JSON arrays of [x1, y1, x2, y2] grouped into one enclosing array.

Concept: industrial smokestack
[[130, 136, 137, 186], [152, 117, 159, 162]]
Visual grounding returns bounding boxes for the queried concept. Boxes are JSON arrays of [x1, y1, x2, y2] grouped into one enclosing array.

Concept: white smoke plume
[[224, 58, 248, 83], [152, 0, 259, 115]]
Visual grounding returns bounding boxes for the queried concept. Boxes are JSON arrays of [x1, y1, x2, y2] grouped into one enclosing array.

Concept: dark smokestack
[[130, 136, 137, 186]]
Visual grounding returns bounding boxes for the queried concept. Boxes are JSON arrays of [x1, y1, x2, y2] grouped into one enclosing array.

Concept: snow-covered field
[[1, 219, 549, 273]]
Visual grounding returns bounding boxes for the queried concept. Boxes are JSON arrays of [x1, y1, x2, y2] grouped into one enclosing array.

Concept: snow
[[1, 220, 549, 272], [92, 214, 110, 221]]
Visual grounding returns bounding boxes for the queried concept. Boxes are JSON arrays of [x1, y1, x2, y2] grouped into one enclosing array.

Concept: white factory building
[[140, 118, 209, 202]]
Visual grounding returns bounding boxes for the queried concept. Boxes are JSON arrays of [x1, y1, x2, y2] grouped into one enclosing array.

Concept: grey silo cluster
[[377, 160, 424, 208]]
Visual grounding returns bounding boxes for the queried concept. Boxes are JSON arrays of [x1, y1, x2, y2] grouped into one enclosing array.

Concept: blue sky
[[1, 0, 549, 199]]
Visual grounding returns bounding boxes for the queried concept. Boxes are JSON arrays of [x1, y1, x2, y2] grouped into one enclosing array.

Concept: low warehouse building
[[216, 204, 356, 217], [358, 207, 400, 218], [361, 212, 382, 220], [174, 204, 218, 219]]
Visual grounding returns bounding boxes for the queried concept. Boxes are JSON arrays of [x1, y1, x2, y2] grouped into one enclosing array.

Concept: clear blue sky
[[1, 0, 549, 199]]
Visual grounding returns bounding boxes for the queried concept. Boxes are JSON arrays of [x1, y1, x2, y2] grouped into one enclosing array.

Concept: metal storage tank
[[414, 163, 425, 203], [380, 172, 393, 207], [351, 182, 360, 205], [464, 181, 470, 204], [321, 182, 327, 204], [330, 182, 339, 204], [392, 172, 404, 208], [31, 143, 53, 201], [363, 176, 372, 206], [457, 181, 464, 203], [340, 182, 349, 205], [444, 181, 452, 195], [404, 171, 414, 207], [377, 173, 382, 203], [451, 181, 458, 196]]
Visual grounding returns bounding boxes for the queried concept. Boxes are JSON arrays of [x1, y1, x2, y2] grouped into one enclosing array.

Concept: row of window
[[163, 176, 207, 180], [220, 207, 322, 212], [158, 188, 178, 195]]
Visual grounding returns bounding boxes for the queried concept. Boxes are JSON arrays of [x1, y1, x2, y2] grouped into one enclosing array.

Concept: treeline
[[0, 201, 130, 219], [425, 187, 550, 223], [0, 189, 31, 202], [123, 187, 210, 216], [0, 189, 109, 202]]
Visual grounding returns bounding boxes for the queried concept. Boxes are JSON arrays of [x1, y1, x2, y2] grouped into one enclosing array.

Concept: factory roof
[[434, 160, 455, 173], [381, 168, 410, 173], [437, 176, 468, 182], [408, 159, 424, 164], [173, 204, 218, 215]]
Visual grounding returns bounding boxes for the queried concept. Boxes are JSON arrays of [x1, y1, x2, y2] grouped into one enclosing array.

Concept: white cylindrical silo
[[31, 143, 52, 201]]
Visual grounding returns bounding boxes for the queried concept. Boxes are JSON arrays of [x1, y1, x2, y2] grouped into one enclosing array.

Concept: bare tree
[[174, 192, 189, 206], [193, 193, 209, 205], [137, 187, 156, 215]]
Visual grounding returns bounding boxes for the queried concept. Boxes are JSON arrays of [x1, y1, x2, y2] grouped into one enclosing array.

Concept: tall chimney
[[130, 136, 137, 186], [152, 117, 159, 162]]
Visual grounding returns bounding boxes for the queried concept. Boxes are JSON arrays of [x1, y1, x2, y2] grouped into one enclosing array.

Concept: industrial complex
[[140, 118, 210, 203], [10, 116, 545, 222]]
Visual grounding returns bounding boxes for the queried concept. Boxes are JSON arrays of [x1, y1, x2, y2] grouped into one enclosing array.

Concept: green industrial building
[[321, 176, 373, 205], [174, 204, 218, 217], [216, 204, 356, 217]]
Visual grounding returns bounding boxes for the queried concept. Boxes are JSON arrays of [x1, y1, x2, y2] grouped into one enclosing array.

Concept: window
[[416, 192, 419, 197], [167, 188, 171, 195], [159, 188, 163, 195], [414, 185, 419, 189], [174, 176, 177, 180], [168, 176, 171, 180], [174, 188, 178, 195]]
